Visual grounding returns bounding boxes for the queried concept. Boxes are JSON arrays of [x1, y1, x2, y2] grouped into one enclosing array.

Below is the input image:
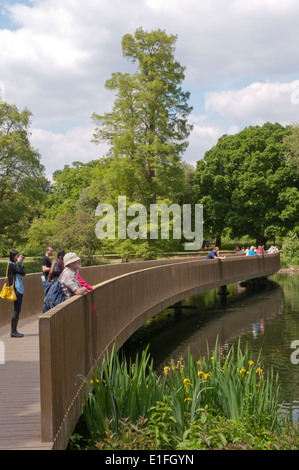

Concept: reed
[[82, 344, 165, 438], [81, 339, 284, 445]]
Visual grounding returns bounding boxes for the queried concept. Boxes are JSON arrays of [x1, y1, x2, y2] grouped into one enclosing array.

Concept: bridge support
[[218, 285, 229, 300], [240, 276, 269, 289]]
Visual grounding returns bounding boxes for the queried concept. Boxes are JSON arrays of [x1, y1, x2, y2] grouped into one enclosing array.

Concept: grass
[[73, 340, 299, 450]]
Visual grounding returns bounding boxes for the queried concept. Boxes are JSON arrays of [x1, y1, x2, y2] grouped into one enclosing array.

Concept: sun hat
[[63, 252, 81, 267]]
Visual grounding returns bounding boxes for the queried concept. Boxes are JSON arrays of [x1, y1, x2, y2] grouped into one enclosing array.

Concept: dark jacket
[[7, 262, 25, 287]]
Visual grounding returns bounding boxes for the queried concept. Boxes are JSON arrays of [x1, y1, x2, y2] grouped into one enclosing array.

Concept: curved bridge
[[37, 253, 280, 449]]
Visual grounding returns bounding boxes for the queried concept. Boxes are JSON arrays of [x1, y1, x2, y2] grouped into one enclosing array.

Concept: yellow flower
[[183, 378, 191, 384], [184, 397, 193, 402], [90, 378, 100, 384], [163, 366, 170, 375], [256, 366, 263, 374], [239, 368, 246, 374], [183, 378, 193, 394], [248, 360, 254, 366], [198, 371, 212, 380]]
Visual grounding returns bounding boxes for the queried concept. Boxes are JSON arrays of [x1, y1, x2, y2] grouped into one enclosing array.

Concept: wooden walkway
[[0, 314, 53, 450]]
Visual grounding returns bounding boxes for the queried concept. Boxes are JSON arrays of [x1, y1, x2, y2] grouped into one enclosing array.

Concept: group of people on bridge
[[2, 243, 281, 338], [206, 244, 281, 260], [3, 247, 92, 339]]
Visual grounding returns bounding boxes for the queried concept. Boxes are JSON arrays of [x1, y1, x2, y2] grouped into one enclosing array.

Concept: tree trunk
[[255, 235, 268, 248]]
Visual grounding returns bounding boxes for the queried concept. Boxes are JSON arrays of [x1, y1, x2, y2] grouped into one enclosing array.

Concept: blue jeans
[[13, 291, 23, 320]]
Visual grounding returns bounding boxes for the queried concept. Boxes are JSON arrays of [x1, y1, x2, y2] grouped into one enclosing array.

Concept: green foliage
[[95, 417, 159, 450], [44, 161, 102, 218], [282, 231, 299, 267], [77, 341, 298, 450], [23, 211, 102, 263], [284, 123, 299, 177], [0, 102, 48, 254], [194, 122, 299, 246], [82, 345, 165, 439]]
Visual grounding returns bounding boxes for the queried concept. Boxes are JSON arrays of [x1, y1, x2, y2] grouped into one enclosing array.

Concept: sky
[[1, 0, 299, 180]]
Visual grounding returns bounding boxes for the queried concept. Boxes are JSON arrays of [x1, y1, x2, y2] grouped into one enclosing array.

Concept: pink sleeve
[[77, 273, 93, 291]]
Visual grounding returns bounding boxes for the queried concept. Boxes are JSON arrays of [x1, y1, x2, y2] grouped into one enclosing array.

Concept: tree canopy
[[194, 122, 299, 247]]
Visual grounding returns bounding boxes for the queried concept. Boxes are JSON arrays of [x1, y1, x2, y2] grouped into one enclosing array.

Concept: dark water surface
[[122, 272, 299, 422]]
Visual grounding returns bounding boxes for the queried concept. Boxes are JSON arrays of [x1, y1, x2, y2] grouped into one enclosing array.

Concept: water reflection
[[122, 273, 299, 422]]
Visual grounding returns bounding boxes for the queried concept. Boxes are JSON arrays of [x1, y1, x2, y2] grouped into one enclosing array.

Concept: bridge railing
[[38, 254, 280, 449], [0, 256, 211, 327]]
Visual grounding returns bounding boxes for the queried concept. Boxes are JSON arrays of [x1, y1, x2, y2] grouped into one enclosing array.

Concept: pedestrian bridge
[[0, 253, 280, 450]]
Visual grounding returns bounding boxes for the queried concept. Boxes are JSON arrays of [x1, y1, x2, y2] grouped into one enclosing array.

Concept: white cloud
[[1, 0, 299, 176], [30, 126, 109, 176], [205, 81, 299, 126]]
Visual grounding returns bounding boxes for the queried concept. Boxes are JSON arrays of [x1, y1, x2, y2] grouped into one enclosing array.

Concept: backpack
[[42, 280, 66, 313]]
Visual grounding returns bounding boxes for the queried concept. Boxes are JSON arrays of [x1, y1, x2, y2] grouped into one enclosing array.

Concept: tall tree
[[0, 102, 48, 253], [194, 123, 299, 247], [92, 27, 193, 208]]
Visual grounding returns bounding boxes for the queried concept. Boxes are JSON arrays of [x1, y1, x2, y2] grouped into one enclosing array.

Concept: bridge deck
[[0, 314, 52, 450]]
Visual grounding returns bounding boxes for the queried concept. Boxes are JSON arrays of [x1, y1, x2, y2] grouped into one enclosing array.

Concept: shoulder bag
[[0, 264, 17, 301]]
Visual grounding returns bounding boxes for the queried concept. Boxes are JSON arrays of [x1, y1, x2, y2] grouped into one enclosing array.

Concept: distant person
[[206, 246, 225, 260], [7, 250, 25, 338], [41, 246, 53, 284], [248, 246, 259, 256], [268, 246, 281, 254], [59, 252, 90, 299], [234, 245, 240, 253], [48, 249, 65, 283]]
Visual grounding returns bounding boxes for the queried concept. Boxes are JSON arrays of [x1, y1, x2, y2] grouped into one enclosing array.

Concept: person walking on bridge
[[7, 250, 25, 338]]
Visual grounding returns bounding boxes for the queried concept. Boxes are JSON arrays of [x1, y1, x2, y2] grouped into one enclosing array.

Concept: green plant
[[82, 345, 165, 439], [282, 231, 299, 268], [78, 341, 297, 450], [95, 417, 159, 450]]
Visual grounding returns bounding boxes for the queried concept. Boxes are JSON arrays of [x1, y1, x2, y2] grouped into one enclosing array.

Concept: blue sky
[[1, 0, 299, 178]]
